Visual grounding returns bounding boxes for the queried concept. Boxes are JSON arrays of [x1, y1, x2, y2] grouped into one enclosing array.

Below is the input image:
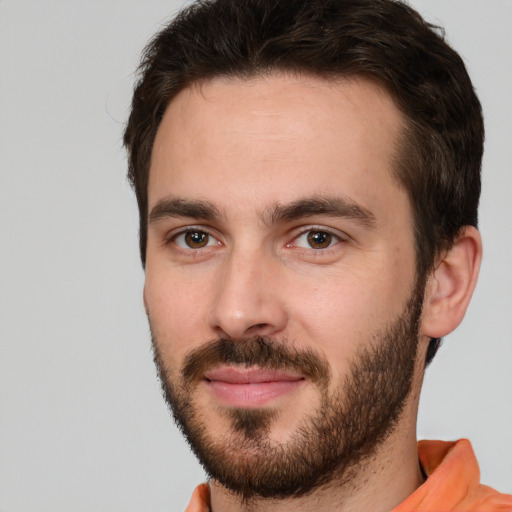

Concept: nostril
[[247, 323, 269, 333]]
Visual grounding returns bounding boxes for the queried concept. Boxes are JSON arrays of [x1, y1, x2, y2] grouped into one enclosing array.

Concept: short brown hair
[[124, 0, 484, 362]]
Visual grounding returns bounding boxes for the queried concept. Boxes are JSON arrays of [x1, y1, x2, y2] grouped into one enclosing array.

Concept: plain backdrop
[[1, 1, 511, 510]]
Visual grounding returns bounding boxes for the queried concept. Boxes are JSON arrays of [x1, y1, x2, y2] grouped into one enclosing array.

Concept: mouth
[[203, 366, 305, 408]]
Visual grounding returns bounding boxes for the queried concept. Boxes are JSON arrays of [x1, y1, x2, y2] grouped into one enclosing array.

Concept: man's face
[[144, 74, 425, 498]]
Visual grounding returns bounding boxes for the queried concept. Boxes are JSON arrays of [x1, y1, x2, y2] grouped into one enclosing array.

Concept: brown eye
[[306, 231, 333, 249], [172, 229, 220, 251], [184, 231, 210, 248]]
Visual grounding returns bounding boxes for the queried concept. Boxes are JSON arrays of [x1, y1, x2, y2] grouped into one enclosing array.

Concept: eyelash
[[287, 226, 347, 252], [165, 226, 221, 251], [164, 225, 347, 254]]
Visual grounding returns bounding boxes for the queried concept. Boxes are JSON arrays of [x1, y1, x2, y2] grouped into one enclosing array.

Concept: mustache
[[182, 336, 330, 387]]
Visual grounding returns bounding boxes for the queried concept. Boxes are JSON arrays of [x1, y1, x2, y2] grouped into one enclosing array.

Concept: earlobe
[[421, 226, 482, 338]]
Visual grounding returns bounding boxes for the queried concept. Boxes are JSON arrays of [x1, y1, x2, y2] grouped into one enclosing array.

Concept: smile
[[203, 367, 305, 408]]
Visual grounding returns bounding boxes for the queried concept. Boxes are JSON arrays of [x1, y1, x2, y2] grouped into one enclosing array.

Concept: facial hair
[[150, 283, 424, 501]]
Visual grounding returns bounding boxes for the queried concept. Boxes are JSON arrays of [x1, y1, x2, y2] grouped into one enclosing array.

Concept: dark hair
[[124, 0, 484, 364]]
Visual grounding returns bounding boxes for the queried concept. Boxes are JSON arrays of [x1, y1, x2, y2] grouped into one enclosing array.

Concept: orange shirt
[[393, 439, 512, 512], [185, 439, 512, 512]]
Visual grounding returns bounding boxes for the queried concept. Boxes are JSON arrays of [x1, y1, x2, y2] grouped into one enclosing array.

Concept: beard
[[150, 281, 424, 501]]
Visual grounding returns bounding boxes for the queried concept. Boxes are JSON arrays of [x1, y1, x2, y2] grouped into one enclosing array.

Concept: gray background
[[1, 0, 511, 510]]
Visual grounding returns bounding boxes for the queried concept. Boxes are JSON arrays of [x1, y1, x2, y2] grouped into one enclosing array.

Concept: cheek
[[287, 261, 414, 373], [144, 268, 212, 361], [290, 280, 376, 366]]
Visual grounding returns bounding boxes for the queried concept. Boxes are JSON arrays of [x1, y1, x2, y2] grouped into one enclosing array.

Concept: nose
[[208, 249, 288, 340]]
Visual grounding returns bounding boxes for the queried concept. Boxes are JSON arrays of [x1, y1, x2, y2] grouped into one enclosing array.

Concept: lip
[[203, 367, 305, 408]]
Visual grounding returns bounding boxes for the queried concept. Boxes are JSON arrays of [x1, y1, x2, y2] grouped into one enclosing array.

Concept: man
[[124, 0, 512, 510]]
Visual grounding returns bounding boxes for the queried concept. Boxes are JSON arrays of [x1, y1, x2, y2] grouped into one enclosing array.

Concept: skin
[[144, 74, 482, 511]]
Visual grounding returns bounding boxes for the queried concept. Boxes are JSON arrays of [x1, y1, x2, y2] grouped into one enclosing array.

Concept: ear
[[421, 226, 482, 338]]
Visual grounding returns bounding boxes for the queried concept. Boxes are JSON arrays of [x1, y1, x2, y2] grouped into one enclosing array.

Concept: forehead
[[148, 73, 407, 220]]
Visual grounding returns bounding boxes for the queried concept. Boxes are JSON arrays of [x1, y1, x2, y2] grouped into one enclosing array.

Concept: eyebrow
[[267, 196, 376, 228], [148, 195, 376, 229], [149, 198, 221, 223]]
